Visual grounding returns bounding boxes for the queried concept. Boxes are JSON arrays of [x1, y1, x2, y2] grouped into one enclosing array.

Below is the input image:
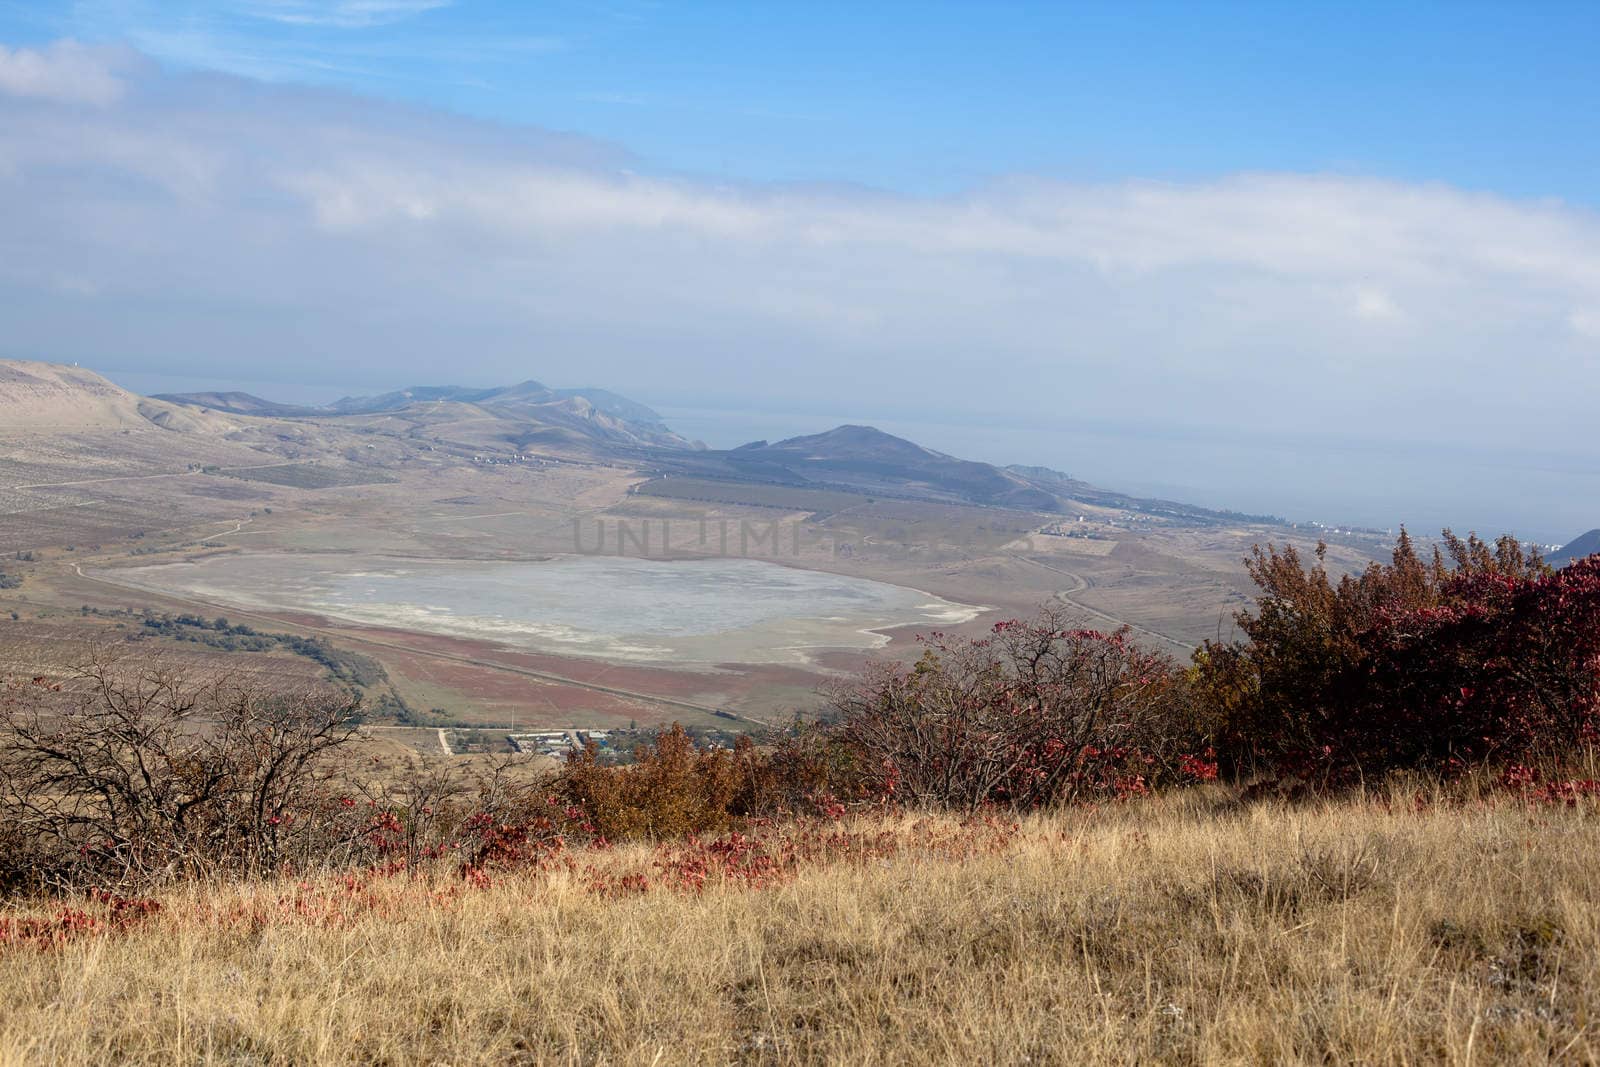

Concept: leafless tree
[[0, 647, 361, 891]]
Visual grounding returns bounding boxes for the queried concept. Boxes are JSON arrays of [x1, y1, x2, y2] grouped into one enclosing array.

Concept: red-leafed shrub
[[545, 608, 1211, 824], [0, 890, 160, 951], [1195, 530, 1600, 781], [1357, 557, 1600, 768], [818, 606, 1205, 812]]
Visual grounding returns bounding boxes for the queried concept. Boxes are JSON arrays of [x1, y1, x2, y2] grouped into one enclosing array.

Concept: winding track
[[13, 461, 297, 491], [1004, 551, 1197, 652]]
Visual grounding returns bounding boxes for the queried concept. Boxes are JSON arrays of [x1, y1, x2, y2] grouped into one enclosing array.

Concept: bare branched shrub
[[0, 648, 360, 892], [332, 751, 574, 872]]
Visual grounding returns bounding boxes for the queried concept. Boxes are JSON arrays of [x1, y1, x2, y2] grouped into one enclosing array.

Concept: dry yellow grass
[[1, 791, 1597, 1065]]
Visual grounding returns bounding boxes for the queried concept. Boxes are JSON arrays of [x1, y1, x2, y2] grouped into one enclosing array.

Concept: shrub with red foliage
[[455, 797, 595, 881], [544, 612, 1214, 831], [1355, 560, 1600, 770], [1498, 763, 1600, 806], [1196, 531, 1600, 781], [819, 606, 1205, 812]]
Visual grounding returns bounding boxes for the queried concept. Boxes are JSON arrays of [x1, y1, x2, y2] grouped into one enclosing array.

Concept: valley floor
[[2, 790, 1596, 1065]]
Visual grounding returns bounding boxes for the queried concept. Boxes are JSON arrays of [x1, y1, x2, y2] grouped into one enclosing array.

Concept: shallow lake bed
[[95, 553, 984, 666]]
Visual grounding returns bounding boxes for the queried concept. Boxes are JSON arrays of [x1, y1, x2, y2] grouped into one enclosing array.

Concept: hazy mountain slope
[[329, 381, 665, 423], [480, 391, 691, 450], [328, 385, 488, 414], [160, 378, 693, 450], [554, 387, 672, 430], [0, 360, 238, 436], [327, 381, 690, 449], [643, 425, 1064, 511], [634, 424, 1293, 521], [151, 392, 327, 418], [1550, 529, 1600, 567], [1008, 464, 1284, 525], [754, 425, 1058, 508]]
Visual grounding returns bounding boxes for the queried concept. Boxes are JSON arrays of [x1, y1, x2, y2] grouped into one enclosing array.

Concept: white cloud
[[265, 160, 1600, 356], [0, 39, 129, 105]]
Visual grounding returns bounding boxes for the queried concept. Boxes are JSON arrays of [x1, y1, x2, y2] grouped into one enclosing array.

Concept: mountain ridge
[[49, 362, 1282, 524], [157, 379, 692, 451], [150, 391, 327, 418], [711, 425, 1060, 511], [1550, 529, 1600, 567]]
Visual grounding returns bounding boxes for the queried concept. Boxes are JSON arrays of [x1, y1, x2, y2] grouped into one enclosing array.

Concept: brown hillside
[[0, 360, 237, 436]]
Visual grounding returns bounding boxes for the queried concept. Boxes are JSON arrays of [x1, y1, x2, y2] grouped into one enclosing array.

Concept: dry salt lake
[[96, 553, 983, 666]]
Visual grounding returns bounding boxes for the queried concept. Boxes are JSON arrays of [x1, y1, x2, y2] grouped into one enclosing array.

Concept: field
[[217, 464, 398, 490], [633, 476, 875, 519], [1, 788, 1595, 1064]]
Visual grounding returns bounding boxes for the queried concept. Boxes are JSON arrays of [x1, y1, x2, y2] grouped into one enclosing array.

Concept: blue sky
[[6, 1, 1599, 199], [1, 2, 1598, 538]]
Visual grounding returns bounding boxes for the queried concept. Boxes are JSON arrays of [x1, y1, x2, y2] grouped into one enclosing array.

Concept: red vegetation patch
[[1500, 764, 1600, 807], [1196, 533, 1600, 781], [0, 891, 160, 951], [0, 810, 1026, 954]]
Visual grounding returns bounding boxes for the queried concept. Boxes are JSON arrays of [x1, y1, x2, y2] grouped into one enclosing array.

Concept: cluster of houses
[[1038, 516, 1115, 540], [506, 728, 611, 757]]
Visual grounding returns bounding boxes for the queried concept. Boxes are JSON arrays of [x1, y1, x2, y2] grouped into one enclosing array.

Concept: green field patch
[[218, 464, 397, 489], [633, 477, 868, 519]]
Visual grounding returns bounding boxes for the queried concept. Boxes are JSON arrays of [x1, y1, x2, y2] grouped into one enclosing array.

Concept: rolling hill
[[639, 424, 1284, 522], [0, 360, 238, 436], [718, 425, 1061, 510], [149, 391, 328, 418], [1550, 529, 1600, 567], [159, 380, 694, 451], [1006, 463, 1284, 525]]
